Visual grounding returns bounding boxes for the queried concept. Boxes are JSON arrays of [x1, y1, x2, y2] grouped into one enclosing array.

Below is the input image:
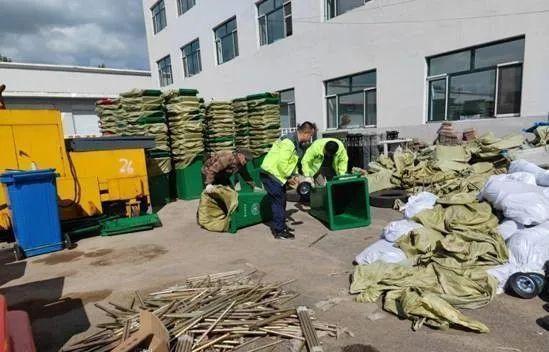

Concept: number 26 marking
[[119, 159, 135, 174]]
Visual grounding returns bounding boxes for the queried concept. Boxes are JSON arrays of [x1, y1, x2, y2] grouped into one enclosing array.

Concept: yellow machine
[[0, 110, 150, 231]]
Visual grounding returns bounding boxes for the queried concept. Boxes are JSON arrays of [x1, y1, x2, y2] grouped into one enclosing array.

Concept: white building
[[1, 62, 152, 136], [143, 0, 549, 139]]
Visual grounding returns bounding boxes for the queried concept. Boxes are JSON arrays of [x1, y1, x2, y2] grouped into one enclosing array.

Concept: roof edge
[[0, 62, 151, 76]]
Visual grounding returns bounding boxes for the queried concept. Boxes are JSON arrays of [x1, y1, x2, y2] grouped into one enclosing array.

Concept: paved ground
[[0, 200, 547, 352]]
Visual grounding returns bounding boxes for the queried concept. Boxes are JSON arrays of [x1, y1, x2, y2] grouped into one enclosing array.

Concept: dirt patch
[[63, 289, 112, 304], [342, 345, 381, 352], [90, 244, 168, 267], [84, 249, 113, 258], [33, 251, 84, 265]]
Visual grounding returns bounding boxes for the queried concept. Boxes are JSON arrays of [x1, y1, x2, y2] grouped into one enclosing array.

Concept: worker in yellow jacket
[[260, 122, 316, 239], [301, 138, 348, 185]]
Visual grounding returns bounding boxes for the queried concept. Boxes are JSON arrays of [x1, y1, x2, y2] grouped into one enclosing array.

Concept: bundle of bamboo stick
[[63, 270, 346, 352]]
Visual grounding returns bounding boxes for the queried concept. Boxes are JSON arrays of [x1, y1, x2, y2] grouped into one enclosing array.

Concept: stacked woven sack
[[233, 98, 250, 149], [119, 89, 169, 152], [96, 98, 126, 135], [247, 93, 281, 157], [164, 89, 204, 169], [204, 101, 235, 155]]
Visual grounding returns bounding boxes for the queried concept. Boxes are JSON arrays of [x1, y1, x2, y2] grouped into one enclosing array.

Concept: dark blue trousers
[[260, 174, 286, 233]]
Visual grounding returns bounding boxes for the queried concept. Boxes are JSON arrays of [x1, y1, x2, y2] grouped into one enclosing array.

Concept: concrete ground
[[0, 200, 547, 352]]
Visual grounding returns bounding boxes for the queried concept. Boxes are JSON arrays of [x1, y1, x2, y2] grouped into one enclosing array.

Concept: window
[[279, 89, 296, 129], [177, 0, 195, 15], [151, 0, 167, 34], [157, 55, 173, 87], [181, 39, 201, 77], [427, 37, 524, 121], [326, 0, 371, 20], [258, 0, 292, 46], [214, 17, 239, 64], [325, 70, 377, 129]]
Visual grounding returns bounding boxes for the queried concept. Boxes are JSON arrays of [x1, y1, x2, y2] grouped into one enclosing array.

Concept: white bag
[[509, 159, 549, 186], [500, 192, 549, 225], [479, 177, 549, 210], [401, 192, 438, 218], [382, 219, 422, 242], [355, 239, 407, 265], [497, 219, 524, 241]]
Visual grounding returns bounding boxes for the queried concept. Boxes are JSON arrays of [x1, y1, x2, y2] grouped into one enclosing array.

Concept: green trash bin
[[147, 156, 173, 212], [229, 191, 272, 233], [175, 157, 204, 200], [310, 174, 371, 231]]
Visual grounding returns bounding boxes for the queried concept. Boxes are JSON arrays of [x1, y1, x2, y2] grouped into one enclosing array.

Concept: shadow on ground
[[1, 277, 92, 351]]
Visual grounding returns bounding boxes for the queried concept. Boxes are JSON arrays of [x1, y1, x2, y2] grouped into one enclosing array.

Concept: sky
[[0, 0, 149, 70]]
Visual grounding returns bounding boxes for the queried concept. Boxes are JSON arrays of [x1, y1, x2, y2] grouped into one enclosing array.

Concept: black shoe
[[274, 230, 295, 240], [285, 225, 295, 232]]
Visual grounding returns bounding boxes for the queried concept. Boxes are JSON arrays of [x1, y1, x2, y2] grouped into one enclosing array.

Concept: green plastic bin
[[229, 191, 272, 233], [309, 174, 371, 231], [148, 172, 172, 212], [175, 157, 204, 200]]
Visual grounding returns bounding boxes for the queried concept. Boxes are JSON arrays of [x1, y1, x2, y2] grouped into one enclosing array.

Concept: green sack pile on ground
[[464, 132, 524, 159], [197, 185, 238, 232], [96, 99, 127, 135], [246, 93, 281, 157], [146, 156, 172, 177], [533, 126, 549, 146], [350, 196, 508, 333], [164, 90, 204, 169], [233, 99, 250, 149], [205, 101, 236, 155], [362, 143, 504, 197]]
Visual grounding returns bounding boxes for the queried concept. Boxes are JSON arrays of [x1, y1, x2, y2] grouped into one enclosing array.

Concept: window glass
[[215, 18, 238, 64], [221, 36, 235, 62], [327, 97, 337, 129], [182, 39, 201, 77], [151, 0, 167, 34], [157, 56, 172, 87], [365, 90, 377, 126], [474, 38, 525, 69], [177, 0, 195, 15], [280, 89, 295, 102], [267, 8, 285, 44], [337, 0, 365, 16], [497, 65, 522, 115], [226, 18, 237, 32], [258, 0, 274, 16], [326, 0, 336, 19], [339, 92, 364, 127], [259, 17, 267, 45], [448, 70, 496, 120], [326, 77, 351, 95], [428, 79, 446, 121], [352, 71, 376, 91], [429, 50, 470, 76]]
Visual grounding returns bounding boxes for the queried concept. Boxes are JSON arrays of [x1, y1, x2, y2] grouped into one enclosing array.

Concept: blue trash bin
[[0, 169, 64, 258]]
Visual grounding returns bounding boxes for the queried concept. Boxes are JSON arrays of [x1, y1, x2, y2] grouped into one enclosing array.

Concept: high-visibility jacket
[[261, 138, 299, 184], [301, 138, 348, 177]]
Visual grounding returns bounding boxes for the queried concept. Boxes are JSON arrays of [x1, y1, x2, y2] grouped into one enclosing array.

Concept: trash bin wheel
[[64, 233, 74, 250], [370, 189, 408, 208], [508, 272, 540, 299], [13, 244, 24, 261]]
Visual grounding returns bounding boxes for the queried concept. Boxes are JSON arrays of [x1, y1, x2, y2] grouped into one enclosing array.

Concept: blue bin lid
[[0, 169, 57, 184]]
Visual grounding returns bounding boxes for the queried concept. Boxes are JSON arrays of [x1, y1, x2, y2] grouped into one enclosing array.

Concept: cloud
[[0, 0, 149, 70]]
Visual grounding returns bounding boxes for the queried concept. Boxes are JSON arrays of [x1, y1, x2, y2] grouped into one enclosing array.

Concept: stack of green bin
[[310, 174, 371, 231], [174, 156, 204, 200], [146, 151, 173, 212]]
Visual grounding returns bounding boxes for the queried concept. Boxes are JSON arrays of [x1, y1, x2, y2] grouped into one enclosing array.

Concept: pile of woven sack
[[96, 98, 126, 135], [233, 98, 250, 149], [204, 101, 235, 155], [247, 93, 281, 157]]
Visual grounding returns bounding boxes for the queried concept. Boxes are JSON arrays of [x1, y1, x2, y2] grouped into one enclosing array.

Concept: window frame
[[279, 88, 296, 129], [325, 69, 377, 129], [214, 16, 239, 65], [177, 0, 196, 16], [157, 55, 173, 87], [426, 36, 525, 122], [257, 0, 292, 46], [181, 38, 202, 77], [151, 0, 167, 34]]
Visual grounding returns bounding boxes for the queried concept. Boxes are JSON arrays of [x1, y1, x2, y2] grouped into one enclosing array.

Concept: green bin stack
[[164, 89, 205, 200], [233, 98, 250, 149], [146, 151, 173, 212], [247, 93, 281, 157], [204, 101, 235, 155], [96, 98, 127, 135]]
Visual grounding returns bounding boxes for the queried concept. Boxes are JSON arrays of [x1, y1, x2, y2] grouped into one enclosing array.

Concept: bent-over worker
[[202, 148, 254, 193], [301, 138, 348, 185], [260, 122, 316, 240]]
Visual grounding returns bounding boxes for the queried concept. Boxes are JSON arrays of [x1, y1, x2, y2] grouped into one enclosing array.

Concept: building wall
[[143, 0, 549, 138], [0, 62, 153, 136]]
